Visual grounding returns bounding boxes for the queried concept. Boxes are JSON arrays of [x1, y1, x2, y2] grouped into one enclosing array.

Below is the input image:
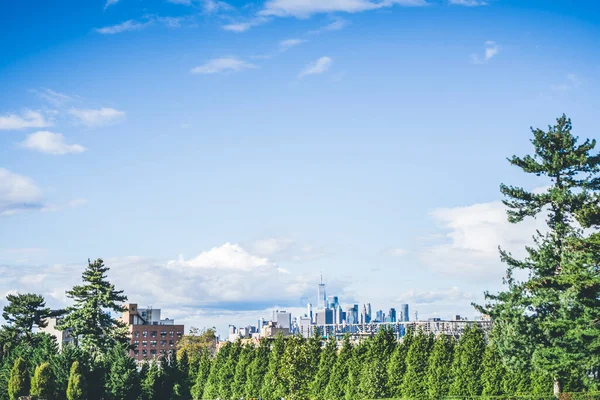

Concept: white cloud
[[190, 58, 257, 74], [471, 40, 500, 64], [551, 73, 581, 92], [449, 0, 487, 6], [68, 107, 125, 127], [202, 0, 232, 13], [299, 56, 333, 78], [280, 38, 306, 51], [222, 17, 269, 32], [20, 131, 86, 155], [0, 110, 52, 130], [104, 0, 119, 9], [308, 18, 350, 34], [250, 237, 330, 263], [261, 0, 427, 18], [0, 168, 44, 216], [95, 20, 152, 34], [397, 287, 474, 305], [172, 243, 274, 271], [34, 88, 75, 108], [419, 199, 546, 280]]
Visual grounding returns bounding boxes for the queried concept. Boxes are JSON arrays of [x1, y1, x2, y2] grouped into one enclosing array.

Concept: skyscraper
[[327, 295, 339, 309], [388, 308, 397, 323], [307, 303, 313, 323], [400, 304, 409, 322], [317, 274, 327, 310], [366, 303, 372, 323], [375, 310, 384, 322]]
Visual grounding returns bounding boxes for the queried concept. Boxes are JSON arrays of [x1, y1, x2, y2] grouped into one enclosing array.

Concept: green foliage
[[261, 334, 287, 400], [104, 345, 140, 400], [66, 361, 87, 400], [449, 324, 486, 397], [477, 115, 600, 394], [140, 360, 162, 400], [358, 327, 396, 399], [426, 334, 455, 399], [324, 335, 352, 400], [400, 328, 432, 400], [231, 343, 254, 399], [344, 340, 366, 400], [31, 362, 54, 400], [280, 335, 313, 400], [2, 294, 59, 347], [218, 339, 241, 399], [244, 338, 270, 399], [387, 327, 414, 398], [8, 357, 29, 400], [310, 336, 337, 399], [191, 350, 211, 400], [58, 258, 129, 357], [203, 341, 230, 399]]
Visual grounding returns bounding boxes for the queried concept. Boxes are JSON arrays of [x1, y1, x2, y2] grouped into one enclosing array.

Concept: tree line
[[0, 114, 599, 400]]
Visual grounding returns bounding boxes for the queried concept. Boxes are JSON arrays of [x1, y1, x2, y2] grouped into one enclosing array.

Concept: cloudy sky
[[1, 0, 599, 336]]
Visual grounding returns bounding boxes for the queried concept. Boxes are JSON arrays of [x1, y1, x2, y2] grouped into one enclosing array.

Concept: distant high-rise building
[[345, 306, 357, 324], [316, 308, 334, 325], [401, 304, 409, 322], [388, 308, 397, 323], [273, 310, 292, 329], [327, 295, 339, 310], [317, 275, 327, 310], [307, 303, 313, 323], [366, 303, 372, 323], [375, 310, 384, 322]]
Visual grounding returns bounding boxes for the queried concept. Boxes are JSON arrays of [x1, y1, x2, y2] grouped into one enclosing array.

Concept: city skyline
[[2, 0, 600, 336]]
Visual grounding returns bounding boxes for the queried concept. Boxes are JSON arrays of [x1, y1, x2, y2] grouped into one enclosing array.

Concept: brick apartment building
[[120, 303, 184, 362]]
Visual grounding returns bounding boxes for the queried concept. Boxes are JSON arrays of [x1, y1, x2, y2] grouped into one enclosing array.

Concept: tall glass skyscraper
[[317, 274, 327, 310], [400, 304, 409, 321]]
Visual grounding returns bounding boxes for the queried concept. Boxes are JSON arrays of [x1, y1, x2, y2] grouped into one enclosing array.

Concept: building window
[[142, 350, 147, 357], [133, 340, 139, 347], [150, 341, 157, 347], [142, 331, 148, 337], [150, 349, 157, 356], [134, 331, 140, 338], [151, 331, 157, 338], [176, 332, 182, 338], [169, 340, 174, 347], [142, 341, 147, 347], [169, 331, 174, 337], [160, 331, 167, 338], [160, 340, 167, 346], [134, 350, 139, 356]]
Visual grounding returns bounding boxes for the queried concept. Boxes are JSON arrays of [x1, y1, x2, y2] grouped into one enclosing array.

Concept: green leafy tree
[[232, 343, 254, 399], [449, 324, 485, 397], [66, 361, 87, 400], [476, 115, 600, 395], [261, 333, 287, 400], [280, 335, 312, 400], [218, 339, 241, 399], [400, 328, 431, 400], [58, 258, 128, 357], [387, 327, 413, 398], [305, 331, 322, 384], [104, 345, 140, 400], [344, 340, 366, 400], [358, 327, 395, 399], [8, 357, 29, 400], [309, 336, 337, 399], [203, 342, 230, 399], [2, 293, 60, 347], [481, 343, 505, 397], [191, 350, 211, 400], [324, 335, 352, 400], [31, 362, 54, 400], [141, 360, 162, 400], [50, 344, 87, 400], [426, 334, 454, 400], [177, 327, 217, 360], [244, 339, 270, 399]]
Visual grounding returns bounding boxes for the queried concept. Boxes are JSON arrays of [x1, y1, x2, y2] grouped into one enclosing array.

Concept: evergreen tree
[[218, 339, 241, 399], [31, 362, 54, 400], [305, 330, 322, 384], [529, 367, 553, 396], [203, 342, 230, 399], [502, 364, 531, 396], [58, 259, 128, 357], [400, 328, 431, 400], [141, 360, 162, 400], [387, 327, 413, 398], [426, 334, 454, 400], [244, 339, 270, 399], [50, 344, 87, 400], [476, 115, 600, 394], [232, 343, 254, 399], [280, 335, 311, 400], [358, 327, 395, 399], [309, 336, 337, 399], [173, 350, 191, 400], [8, 357, 29, 400], [449, 324, 486, 397], [324, 335, 352, 400], [2, 294, 60, 346], [160, 351, 179, 400], [481, 343, 505, 397], [104, 345, 140, 400], [66, 361, 87, 400], [344, 340, 366, 400], [261, 334, 287, 400], [191, 350, 211, 400]]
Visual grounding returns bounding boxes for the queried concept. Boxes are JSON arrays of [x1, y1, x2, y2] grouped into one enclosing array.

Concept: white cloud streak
[[0, 110, 52, 131], [190, 58, 257, 74], [0, 169, 44, 216], [471, 40, 500, 64], [279, 38, 306, 51], [95, 20, 152, 34], [298, 56, 333, 78], [20, 131, 86, 155], [68, 107, 125, 127], [222, 17, 269, 32], [449, 0, 487, 6], [261, 0, 427, 18]]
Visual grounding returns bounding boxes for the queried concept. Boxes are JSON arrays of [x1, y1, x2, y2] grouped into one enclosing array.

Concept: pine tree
[[173, 350, 191, 400], [305, 330, 322, 383], [280, 335, 311, 400], [344, 340, 366, 400], [261, 333, 287, 400], [426, 334, 454, 400], [529, 367, 553, 396], [31, 362, 54, 400], [191, 350, 211, 400], [2, 294, 59, 347], [141, 360, 162, 400], [203, 342, 230, 399], [244, 338, 270, 399], [387, 327, 413, 398], [358, 327, 395, 399], [232, 343, 254, 399], [66, 361, 87, 400], [104, 345, 140, 400], [481, 343, 505, 397], [476, 115, 600, 394], [8, 357, 29, 400], [449, 324, 485, 397], [400, 328, 431, 400], [218, 339, 241, 399], [309, 335, 337, 399], [324, 335, 352, 400], [502, 364, 531, 396], [58, 259, 129, 357]]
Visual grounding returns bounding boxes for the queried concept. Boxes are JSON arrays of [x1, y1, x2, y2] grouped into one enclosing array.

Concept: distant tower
[[307, 303, 313, 323], [317, 273, 327, 310], [401, 304, 409, 322]]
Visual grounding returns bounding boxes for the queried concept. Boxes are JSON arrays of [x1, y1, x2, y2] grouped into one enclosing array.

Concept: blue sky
[[1, 0, 599, 335]]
